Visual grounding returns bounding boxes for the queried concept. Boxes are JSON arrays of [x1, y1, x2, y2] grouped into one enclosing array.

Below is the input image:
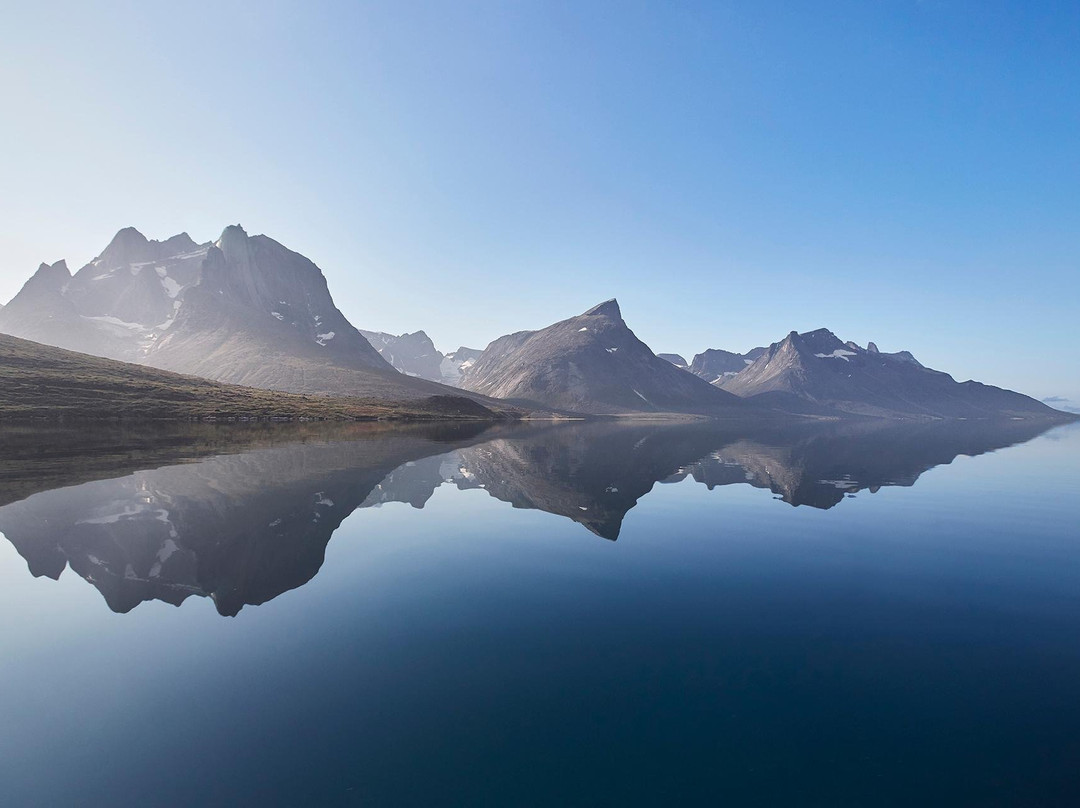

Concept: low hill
[[0, 333, 508, 421]]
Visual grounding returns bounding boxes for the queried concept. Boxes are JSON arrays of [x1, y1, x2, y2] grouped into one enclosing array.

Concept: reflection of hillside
[[0, 418, 1059, 614], [0, 423, 497, 616]]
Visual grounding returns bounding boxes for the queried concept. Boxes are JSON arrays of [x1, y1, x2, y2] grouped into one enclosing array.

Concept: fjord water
[[0, 420, 1078, 806]]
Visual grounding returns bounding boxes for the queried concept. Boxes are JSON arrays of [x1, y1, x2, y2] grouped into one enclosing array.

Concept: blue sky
[[2, 1, 1077, 403]]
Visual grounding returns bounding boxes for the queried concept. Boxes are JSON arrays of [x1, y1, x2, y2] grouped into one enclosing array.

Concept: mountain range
[[0, 225, 1072, 423], [710, 328, 1057, 419]]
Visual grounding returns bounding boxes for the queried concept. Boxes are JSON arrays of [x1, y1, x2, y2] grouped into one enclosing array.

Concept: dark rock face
[[689, 347, 767, 383], [460, 299, 746, 414], [657, 353, 688, 368], [716, 328, 1065, 420]]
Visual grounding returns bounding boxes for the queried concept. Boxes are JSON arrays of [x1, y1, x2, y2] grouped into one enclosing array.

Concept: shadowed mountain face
[[0, 418, 1062, 614], [0, 226, 515, 409], [460, 300, 746, 414], [716, 328, 1068, 420]]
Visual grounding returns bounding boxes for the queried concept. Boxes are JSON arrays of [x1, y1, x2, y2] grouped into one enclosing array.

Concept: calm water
[[0, 418, 1078, 806]]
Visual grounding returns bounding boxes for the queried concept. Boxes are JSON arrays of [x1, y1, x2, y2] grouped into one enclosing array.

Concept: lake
[[0, 417, 1078, 806]]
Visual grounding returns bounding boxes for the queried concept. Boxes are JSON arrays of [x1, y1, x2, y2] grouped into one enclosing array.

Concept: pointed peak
[[867, 341, 880, 354], [32, 259, 70, 280], [215, 224, 251, 265], [583, 298, 621, 318], [215, 223, 248, 247], [162, 231, 198, 252], [99, 226, 150, 264]]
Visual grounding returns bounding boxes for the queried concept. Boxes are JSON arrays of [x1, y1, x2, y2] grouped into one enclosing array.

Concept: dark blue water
[[0, 419, 1077, 806]]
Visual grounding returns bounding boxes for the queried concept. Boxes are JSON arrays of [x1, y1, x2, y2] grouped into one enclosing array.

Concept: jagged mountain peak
[[583, 298, 621, 319], [98, 226, 151, 265], [214, 224, 251, 263], [716, 326, 1057, 420], [27, 260, 71, 289]]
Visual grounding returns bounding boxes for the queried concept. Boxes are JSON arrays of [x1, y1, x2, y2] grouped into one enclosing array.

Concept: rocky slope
[[460, 299, 748, 415]]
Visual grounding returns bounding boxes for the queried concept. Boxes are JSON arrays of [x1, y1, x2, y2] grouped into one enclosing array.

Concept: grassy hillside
[[0, 333, 510, 421]]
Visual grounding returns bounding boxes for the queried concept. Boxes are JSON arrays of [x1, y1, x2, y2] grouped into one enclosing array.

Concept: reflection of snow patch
[[271, 311, 284, 320], [606, 347, 618, 353], [315, 493, 334, 506]]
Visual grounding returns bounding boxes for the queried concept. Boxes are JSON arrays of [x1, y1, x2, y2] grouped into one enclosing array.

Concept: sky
[[2, 0, 1078, 404]]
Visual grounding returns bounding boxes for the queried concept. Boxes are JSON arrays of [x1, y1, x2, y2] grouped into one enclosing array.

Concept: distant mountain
[[441, 346, 483, 386], [0, 332, 504, 421], [359, 329, 445, 381], [657, 353, 688, 369], [0, 225, 519, 409], [357, 332, 483, 387], [689, 347, 767, 383], [460, 299, 747, 414], [716, 328, 1068, 420]]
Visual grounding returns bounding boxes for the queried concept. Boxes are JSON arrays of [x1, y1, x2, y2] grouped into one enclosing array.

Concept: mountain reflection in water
[[0, 418, 1057, 616]]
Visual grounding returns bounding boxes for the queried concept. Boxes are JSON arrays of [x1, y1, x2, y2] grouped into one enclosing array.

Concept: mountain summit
[[460, 299, 745, 414], [716, 328, 1062, 420], [0, 226, 519, 410]]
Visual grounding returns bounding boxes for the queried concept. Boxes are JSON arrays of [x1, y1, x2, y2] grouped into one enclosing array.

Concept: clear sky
[[2, 1, 1077, 405]]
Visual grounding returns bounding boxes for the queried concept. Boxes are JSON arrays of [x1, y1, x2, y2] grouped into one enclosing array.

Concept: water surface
[[0, 418, 1077, 806]]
